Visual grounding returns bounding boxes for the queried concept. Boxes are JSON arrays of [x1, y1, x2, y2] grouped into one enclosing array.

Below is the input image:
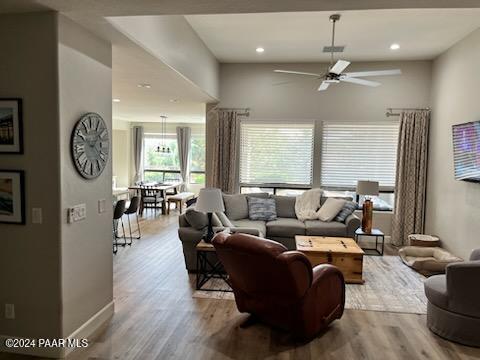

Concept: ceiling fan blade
[[318, 81, 330, 91], [329, 60, 350, 75], [341, 77, 381, 87], [273, 70, 322, 77], [344, 69, 402, 78]]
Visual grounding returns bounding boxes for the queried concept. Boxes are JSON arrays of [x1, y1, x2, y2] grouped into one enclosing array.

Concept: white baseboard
[[0, 301, 114, 359]]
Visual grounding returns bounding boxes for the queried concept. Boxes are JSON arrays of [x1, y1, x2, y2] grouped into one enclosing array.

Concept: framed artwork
[[0, 98, 23, 154], [0, 170, 25, 224]]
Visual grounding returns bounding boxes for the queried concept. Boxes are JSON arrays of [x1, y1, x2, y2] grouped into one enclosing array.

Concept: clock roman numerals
[[72, 113, 109, 179]]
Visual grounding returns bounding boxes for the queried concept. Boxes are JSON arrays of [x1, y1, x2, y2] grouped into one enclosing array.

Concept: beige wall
[[213, 61, 433, 234], [113, 129, 130, 187], [58, 15, 113, 337], [0, 12, 114, 353], [0, 12, 62, 340], [426, 28, 480, 260]]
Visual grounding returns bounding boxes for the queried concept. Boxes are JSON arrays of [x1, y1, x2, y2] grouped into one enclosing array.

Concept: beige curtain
[[210, 109, 240, 193], [392, 110, 430, 246]]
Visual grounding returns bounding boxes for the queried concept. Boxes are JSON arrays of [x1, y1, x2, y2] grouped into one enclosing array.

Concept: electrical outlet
[[32, 208, 43, 224], [67, 204, 86, 223], [5, 304, 15, 319], [98, 199, 106, 214]]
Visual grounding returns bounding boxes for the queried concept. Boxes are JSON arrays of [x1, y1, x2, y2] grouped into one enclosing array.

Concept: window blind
[[240, 122, 314, 186], [321, 121, 399, 190]]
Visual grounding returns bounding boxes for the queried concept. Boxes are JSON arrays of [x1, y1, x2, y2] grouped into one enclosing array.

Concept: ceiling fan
[[273, 14, 402, 91]]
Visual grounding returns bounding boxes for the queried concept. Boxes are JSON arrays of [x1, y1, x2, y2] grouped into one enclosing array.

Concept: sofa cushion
[[272, 195, 297, 218], [317, 198, 347, 222], [248, 197, 277, 221], [266, 218, 306, 238], [223, 193, 269, 220], [232, 219, 267, 238], [304, 220, 347, 237], [223, 194, 248, 220], [425, 275, 448, 310]]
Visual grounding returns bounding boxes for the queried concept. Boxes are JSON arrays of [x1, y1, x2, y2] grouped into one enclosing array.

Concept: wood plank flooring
[[2, 212, 479, 359]]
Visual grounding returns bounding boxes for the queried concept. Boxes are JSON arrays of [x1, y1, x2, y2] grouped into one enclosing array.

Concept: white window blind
[[321, 121, 399, 190], [240, 122, 314, 186]]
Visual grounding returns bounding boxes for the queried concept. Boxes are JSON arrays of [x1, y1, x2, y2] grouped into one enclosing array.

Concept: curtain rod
[[218, 107, 250, 117], [386, 107, 430, 117]]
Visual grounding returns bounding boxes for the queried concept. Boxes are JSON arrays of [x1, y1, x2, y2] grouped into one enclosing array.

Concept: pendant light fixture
[[156, 115, 171, 153]]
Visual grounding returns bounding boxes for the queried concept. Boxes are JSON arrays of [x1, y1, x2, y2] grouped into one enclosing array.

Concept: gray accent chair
[[424, 248, 480, 347], [178, 193, 361, 271]]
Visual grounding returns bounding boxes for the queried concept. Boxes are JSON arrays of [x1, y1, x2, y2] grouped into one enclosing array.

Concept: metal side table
[[354, 228, 385, 256], [196, 240, 232, 292]]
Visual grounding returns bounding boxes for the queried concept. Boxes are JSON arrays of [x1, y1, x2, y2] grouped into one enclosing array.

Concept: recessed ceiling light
[[169, 99, 179, 103], [256, 47, 265, 53], [137, 83, 151, 88], [390, 43, 400, 50], [112, 98, 120, 102]]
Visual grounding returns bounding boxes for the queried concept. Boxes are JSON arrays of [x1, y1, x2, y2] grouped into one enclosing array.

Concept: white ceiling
[[112, 43, 211, 123], [186, 9, 480, 62]]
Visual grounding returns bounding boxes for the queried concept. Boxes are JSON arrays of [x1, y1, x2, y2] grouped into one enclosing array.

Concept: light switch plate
[[68, 204, 86, 223], [32, 208, 43, 224], [98, 199, 106, 214]]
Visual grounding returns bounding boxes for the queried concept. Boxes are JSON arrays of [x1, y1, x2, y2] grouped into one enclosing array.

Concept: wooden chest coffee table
[[295, 236, 365, 284]]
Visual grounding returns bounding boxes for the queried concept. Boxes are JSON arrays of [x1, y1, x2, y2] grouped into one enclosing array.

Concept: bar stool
[[113, 200, 127, 254], [124, 196, 141, 241]]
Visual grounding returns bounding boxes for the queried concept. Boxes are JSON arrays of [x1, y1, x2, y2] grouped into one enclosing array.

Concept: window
[[321, 121, 399, 191], [190, 135, 206, 184], [144, 135, 181, 183], [143, 133, 205, 185], [240, 122, 314, 186]]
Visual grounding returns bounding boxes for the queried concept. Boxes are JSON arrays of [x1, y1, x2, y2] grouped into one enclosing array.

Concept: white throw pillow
[[317, 198, 347, 222]]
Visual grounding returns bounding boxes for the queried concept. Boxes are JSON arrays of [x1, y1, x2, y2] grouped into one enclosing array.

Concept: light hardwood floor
[[3, 212, 480, 359]]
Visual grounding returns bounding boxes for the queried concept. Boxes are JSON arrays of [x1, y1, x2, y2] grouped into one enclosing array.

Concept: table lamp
[[356, 180, 379, 234], [195, 188, 225, 242]]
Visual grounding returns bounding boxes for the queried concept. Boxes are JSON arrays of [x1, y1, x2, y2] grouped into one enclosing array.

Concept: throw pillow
[[185, 207, 222, 230], [334, 201, 358, 223], [216, 211, 234, 228], [247, 197, 277, 221], [317, 198, 347, 222]]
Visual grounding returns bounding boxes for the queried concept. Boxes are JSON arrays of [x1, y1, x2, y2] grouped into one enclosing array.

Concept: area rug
[[192, 255, 428, 314]]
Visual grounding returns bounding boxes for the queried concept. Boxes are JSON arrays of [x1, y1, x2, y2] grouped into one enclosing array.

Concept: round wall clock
[[71, 112, 109, 179]]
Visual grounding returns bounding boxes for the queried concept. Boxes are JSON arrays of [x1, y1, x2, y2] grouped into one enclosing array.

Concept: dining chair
[[124, 196, 141, 241], [140, 185, 164, 215], [113, 199, 127, 253]]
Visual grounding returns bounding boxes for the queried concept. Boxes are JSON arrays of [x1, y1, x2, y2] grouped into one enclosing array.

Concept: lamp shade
[[195, 188, 225, 213], [356, 180, 379, 196]]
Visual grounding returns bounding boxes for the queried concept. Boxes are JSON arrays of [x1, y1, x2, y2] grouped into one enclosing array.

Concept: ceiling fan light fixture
[[390, 43, 400, 50]]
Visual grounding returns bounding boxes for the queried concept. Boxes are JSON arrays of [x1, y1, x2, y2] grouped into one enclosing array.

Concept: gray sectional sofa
[[178, 193, 360, 271]]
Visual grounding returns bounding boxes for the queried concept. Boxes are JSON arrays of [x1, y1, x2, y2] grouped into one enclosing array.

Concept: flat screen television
[[452, 120, 480, 182]]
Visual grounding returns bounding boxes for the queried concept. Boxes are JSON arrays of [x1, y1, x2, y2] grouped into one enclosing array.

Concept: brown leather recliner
[[212, 232, 345, 340]]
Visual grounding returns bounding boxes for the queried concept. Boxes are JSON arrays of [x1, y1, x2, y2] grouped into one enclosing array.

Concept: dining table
[[128, 181, 183, 215]]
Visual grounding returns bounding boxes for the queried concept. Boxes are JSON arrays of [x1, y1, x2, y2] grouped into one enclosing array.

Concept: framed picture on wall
[[0, 170, 25, 224], [0, 98, 23, 154]]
